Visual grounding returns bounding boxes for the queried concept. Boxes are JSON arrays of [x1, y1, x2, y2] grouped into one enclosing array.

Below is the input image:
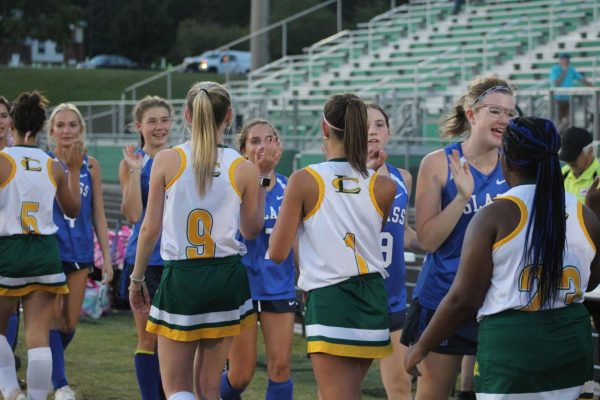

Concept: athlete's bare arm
[[53, 143, 83, 218], [0, 152, 13, 187], [374, 174, 396, 231], [237, 138, 281, 240], [119, 144, 144, 224], [269, 169, 316, 264], [405, 199, 517, 375], [415, 149, 473, 252]]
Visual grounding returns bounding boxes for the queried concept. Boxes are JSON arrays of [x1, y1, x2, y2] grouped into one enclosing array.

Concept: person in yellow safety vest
[[560, 126, 600, 203], [560, 125, 600, 399]]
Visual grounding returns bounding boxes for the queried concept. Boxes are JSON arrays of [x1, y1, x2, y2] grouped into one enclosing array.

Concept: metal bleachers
[[220, 0, 600, 149]]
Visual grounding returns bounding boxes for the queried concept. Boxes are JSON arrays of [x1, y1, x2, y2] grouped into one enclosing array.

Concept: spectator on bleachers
[[453, 0, 464, 15], [549, 53, 593, 130]]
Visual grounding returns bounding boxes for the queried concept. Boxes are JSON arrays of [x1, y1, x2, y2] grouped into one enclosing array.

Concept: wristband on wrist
[[130, 274, 145, 284], [130, 168, 142, 174]]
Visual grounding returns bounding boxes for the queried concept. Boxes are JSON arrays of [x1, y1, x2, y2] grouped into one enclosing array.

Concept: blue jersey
[[240, 174, 295, 300], [124, 150, 163, 266], [50, 152, 94, 263], [382, 164, 409, 314], [415, 142, 509, 309]]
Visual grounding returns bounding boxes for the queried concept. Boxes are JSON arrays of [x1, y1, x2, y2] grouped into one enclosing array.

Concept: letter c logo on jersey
[[21, 157, 42, 172], [331, 175, 361, 194]]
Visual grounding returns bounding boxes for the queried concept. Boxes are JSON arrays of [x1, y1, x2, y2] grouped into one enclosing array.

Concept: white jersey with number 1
[[160, 143, 247, 260], [297, 160, 386, 291]]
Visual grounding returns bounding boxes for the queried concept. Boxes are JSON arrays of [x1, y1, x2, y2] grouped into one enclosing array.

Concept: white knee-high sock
[[0, 335, 19, 398], [168, 391, 195, 400], [27, 347, 52, 400]]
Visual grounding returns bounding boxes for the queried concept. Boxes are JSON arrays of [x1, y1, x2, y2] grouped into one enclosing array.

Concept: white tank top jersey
[[0, 146, 58, 236], [160, 143, 247, 260], [477, 185, 596, 320], [297, 160, 387, 291]]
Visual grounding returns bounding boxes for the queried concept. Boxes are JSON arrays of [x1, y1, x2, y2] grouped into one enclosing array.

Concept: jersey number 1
[[344, 233, 369, 275]]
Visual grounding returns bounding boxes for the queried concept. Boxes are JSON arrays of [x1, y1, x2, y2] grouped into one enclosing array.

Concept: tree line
[[1, 0, 392, 68]]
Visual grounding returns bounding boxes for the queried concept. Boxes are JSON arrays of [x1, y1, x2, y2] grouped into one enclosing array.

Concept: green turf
[[0, 67, 226, 105], [12, 309, 422, 399]]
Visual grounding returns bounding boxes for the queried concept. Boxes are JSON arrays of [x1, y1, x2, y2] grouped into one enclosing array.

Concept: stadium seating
[[223, 0, 599, 151]]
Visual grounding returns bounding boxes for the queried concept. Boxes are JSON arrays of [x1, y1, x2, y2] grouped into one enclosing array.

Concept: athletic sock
[[135, 351, 162, 400], [457, 390, 477, 400], [266, 378, 293, 400], [220, 371, 244, 400], [27, 347, 52, 400], [59, 330, 75, 350], [5, 313, 18, 350], [0, 335, 19, 398], [49, 329, 68, 390], [168, 392, 195, 400]]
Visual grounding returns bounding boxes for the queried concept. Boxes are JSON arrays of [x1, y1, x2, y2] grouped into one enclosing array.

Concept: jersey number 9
[[186, 209, 216, 259]]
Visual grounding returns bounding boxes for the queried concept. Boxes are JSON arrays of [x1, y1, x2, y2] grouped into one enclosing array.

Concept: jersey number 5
[[186, 209, 216, 259], [21, 202, 40, 234]]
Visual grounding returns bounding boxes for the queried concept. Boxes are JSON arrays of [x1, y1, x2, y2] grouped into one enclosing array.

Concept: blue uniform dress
[[121, 150, 164, 299], [49, 152, 94, 269], [381, 164, 409, 331], [409, 142, 509, 354], [241, 174, 296, 311], [48, 152, 94, 392]]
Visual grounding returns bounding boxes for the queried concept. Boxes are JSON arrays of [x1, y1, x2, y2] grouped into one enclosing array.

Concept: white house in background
[[24, 38, 64, 64], [8, 23, 85, 66]]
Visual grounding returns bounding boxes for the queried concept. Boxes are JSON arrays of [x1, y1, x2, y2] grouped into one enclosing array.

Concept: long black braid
[[502, 117, 565, 309]]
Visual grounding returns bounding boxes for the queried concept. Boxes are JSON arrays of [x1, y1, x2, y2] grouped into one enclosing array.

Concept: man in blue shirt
[[549, 53, 593, 130]]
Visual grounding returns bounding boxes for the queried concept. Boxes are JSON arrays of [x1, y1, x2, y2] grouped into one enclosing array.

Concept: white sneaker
[[55, 385, 76, 400]]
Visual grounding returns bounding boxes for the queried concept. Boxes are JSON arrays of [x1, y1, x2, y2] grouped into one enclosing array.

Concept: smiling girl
[[118, 96, 172, 400], [400, 75, 517, 399], [221, 119, 296, 400], [47, 103, 114, 400]]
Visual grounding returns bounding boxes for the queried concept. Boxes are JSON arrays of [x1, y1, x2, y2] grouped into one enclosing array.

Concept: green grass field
[[13, 309, 403, 400], [0, 67, 225, 105]]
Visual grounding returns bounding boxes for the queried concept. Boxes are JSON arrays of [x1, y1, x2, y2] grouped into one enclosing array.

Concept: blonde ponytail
[[191, 91, 217, 196], [185, 82, 232, 197]]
